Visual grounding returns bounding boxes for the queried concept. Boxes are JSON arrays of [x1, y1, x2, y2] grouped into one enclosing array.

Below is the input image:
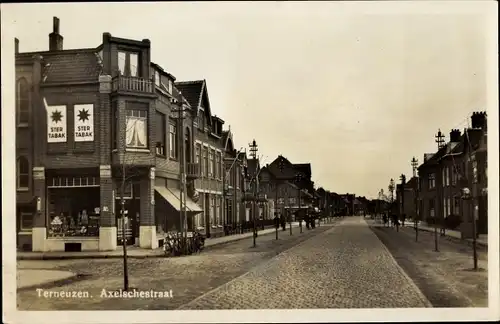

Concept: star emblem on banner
[[51, 110, 63, 123], [78, 109, 90, 122]]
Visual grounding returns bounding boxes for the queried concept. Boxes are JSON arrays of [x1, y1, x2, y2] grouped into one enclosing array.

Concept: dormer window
[[197, 109, 204, 130], [168, 80, 173, 94], [118, 50, 139, 77], [155, 71, 160, 87]]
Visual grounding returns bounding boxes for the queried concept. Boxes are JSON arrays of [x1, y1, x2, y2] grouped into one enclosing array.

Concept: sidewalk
[[16, 222, 303, 260], [370, 219, 488, 247], [17, 269, 78, 290]]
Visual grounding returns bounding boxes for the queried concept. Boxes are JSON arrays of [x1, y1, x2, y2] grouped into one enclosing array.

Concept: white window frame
[[155, 71, 160, 87], [125, 110, 148, 149], [168, 80, 173, 94], [208, 149, 214, 178], [169, 122, 177, 159]]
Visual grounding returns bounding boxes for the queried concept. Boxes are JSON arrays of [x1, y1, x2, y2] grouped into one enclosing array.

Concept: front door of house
[[204, 193, 211, 238]]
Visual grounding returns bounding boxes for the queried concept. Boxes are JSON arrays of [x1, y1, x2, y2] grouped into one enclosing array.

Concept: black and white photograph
[[1, 1, 498, 323]]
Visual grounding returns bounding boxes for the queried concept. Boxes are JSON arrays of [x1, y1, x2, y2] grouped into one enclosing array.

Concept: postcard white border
[[2, 1, 499, 323]]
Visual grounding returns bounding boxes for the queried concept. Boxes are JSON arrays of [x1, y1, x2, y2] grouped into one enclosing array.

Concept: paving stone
[[178, 217, 431, 309]]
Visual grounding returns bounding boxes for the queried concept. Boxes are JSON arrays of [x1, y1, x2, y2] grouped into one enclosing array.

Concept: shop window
[[169, 120, 177, 159], [20, 212, 33, 232], [155, 112, 166, 156], [16, 78, 30, 126], [47, 187, 100, 237], [126, 109, 148, 149], [17, 157, 30, 190]]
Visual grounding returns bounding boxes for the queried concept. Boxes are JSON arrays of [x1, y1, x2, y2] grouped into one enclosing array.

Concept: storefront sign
[[74, 104, 94, 142], [46, 104, 67, 143]]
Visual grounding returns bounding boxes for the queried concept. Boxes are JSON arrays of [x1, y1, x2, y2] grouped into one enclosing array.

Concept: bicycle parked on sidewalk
[[164, 230, 206, 257]]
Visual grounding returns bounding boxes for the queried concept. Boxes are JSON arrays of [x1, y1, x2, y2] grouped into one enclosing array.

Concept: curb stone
[[17, 225, 303, 260]]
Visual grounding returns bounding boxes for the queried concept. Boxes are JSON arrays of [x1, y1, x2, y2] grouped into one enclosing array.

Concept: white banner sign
[[74, 104, 94, 142], [46, 103, 67, 143]]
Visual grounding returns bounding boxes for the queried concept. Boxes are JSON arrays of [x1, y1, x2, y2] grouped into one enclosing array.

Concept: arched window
[[17, 157, 30, 190], [16, 78, 30, 125]]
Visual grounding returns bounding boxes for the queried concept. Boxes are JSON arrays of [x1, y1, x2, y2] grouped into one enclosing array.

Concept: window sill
[[17, 188, 29, 192], [18, 231, 33, 235], [17, 123, 30, 128], [126, 148, 150, 153], [156, 154, 166, 159], [169, 157, 179, 162]]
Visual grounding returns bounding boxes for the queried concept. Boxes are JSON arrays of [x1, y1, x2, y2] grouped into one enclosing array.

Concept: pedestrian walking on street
[[392, 214, 400, 231], [401, 213, 406, 227], [273, 212, 280, 229], [280, 213, 286, 231]]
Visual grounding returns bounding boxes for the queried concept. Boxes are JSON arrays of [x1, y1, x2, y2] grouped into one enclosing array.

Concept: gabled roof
[[175, 80, 204, 109], [175, 79, 213, 126], [293, 163, 311, 179], [222, 130, 233, 152], [266, 155, 298, 180], [37, 49, 102, 83]]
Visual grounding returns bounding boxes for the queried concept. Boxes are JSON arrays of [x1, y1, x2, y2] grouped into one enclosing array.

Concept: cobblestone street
[[17, 223, 333, 310], [371, 223, 488, 307], [178, 217, 431, 309]]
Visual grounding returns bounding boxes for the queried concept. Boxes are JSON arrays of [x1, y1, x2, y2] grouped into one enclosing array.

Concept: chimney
[[49, 16, 63, 51], [471, 111, 487, 129], [15, 38, 19, 54], [449, 129, 461, 143]]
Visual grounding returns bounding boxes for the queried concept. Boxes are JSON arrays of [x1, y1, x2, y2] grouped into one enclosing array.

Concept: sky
[[1, 1, 496, 199]]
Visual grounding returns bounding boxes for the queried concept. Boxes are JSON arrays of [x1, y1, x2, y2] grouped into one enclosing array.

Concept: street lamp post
[[295, 173, 303, 233], [434, 129, 445, 252], [222, 147, 244, 233], [388, 178, 395, 227], [277, 157, 286, 233], [411, 156, 419, 242]]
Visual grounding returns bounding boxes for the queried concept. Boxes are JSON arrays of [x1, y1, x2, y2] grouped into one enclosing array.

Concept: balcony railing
[[112, 75, 154, 94], [186, 162, 201, 180]]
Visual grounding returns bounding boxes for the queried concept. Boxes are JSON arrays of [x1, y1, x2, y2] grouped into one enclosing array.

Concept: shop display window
[[47, 182, 100, 238]]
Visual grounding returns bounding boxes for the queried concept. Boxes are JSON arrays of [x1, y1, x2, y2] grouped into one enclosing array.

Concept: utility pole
[[434, 129, 445, 252], [464, 128, 479, 270], [411, 156, 419, 242], [173, 95, 188, 254], [399, 174, 406, 231], [388, 179, 395, 227], [120, 162, 129, 291]]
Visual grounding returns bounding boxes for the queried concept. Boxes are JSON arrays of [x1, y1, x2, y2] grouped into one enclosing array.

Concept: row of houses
[[395, 112, 488, 238], [15, 17, 356, 253]]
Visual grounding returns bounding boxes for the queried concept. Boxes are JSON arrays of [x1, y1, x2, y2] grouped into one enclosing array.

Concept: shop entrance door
[[116, 200, 134, 246]]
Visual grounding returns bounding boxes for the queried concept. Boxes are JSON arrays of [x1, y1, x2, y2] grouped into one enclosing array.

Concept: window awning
[[154, 186, 203, 214]]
